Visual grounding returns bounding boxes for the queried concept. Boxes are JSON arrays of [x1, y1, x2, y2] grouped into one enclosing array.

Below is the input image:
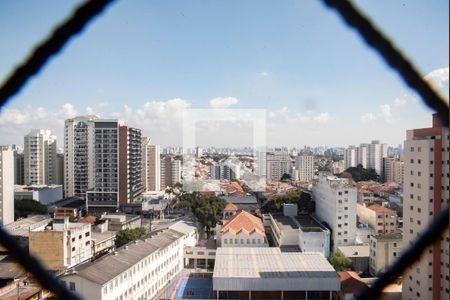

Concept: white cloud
[[394, 96, 407, 106], [360, 104, 393, 123], [259, 71, 269, 77], [209, 97, 239, 108], [360, 113, 377, 122], [380, 104, 392, 121], [424, 67, 449, 88]]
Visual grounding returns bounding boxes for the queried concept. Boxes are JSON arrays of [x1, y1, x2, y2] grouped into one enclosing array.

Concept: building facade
[[0, 146, 14, 225], [402, 114, 449, 300], [295, 155, 314, 181], [64, 115, 97, 198], [383, 157, 404, 184], [356, 203, 398, 234], [312, 172, 357, 249], [219, 211, 268, 247], [160, 156, 181, 188], [29, 217, 92, 271], [24, 129, 57, 185], [141, 137, 160, 192], [369, 233, 403, 276], [266, 150, 291, 181]]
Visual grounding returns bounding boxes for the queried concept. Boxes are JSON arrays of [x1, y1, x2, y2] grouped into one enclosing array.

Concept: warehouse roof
[[213, 247, 340, 291]]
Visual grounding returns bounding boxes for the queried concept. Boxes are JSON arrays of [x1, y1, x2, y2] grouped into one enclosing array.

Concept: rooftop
[[339, 271, 367, 294], [220, 211, 265, 235], [224, 203, 239, 211], [213, 247, 340, 291], [221, 195, 258, 204], [337, 245, 370, 258], [373, 232, 403, 240], [367, 204, 394, 213], [3, 215, 51, 237], [66, 229, 184, 285]]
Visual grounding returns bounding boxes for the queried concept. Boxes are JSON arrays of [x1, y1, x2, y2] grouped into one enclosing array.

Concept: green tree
[[329, 251, 352, 271], [342, 164, 380, 182], [115, 227, 147, 248], [14, 199, 48, 220]]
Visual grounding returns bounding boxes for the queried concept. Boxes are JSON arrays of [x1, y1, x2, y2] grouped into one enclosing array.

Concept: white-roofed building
[[213, 247, 340, 299]]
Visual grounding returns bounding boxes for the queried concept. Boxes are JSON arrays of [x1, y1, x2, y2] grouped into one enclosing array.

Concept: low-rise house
[[0, 215, 51, 251], [222, 203, 238, 219], [337, 271, 367, 300], [218, 210, 267, 247], [337, 245, 370, 274], [369, 232, 403, 276], [29, 217, 92, 271], [357, 202, 398, 234], [100, 214, 142, 231]]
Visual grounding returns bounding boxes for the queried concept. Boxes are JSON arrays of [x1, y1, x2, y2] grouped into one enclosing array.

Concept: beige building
[[356, 203, 398, 234], [369, 232, 403, 276], [141, 137, 161, 192], [0, 146, 14, 225], [29, 217, 92, 271], [383, 157, 404, 184], [24, 129, 57, 185], [402, 114, 449, 300]]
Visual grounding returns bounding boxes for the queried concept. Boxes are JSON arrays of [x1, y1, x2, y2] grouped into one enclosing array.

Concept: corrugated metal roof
[[213, 247, 340, 291]]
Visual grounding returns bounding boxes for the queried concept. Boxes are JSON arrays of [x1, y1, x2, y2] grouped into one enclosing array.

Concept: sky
[[0, 0, 448, 148]]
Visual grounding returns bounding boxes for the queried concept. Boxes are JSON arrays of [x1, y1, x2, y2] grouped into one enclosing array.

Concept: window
[[224, 239, 228, 244], [69, 282, 76, 291]]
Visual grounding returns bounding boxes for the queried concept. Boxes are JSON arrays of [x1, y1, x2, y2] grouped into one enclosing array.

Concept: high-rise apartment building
[[382, 157, 404, 184], [0, 146, 14, 225], [402, 114, 449, 300], [266, 150, 291, 181], [24, 129, 57, 185], [295, 155, 314, 181], [368, 140, 387, 176], [13, 146, 24, 185], [312, 172, 357, 249], [160, 156, 181, 188], [64, 115, 97, 198], [344, 146, 358, 169], [141, 137, 161, 192], [344, 141, 387, 176], [66, 117, 143, 211], [118, 125, 142, 204]]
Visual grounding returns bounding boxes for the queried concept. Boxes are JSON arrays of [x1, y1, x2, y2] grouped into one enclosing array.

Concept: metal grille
[[0, 0, 448, 299]]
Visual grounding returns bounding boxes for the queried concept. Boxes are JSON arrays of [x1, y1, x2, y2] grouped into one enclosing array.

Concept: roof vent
[[113, 251, 118, 256], [353, 251, 359, 255]]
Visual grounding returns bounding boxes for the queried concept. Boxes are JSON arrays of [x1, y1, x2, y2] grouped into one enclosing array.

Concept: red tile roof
[[339, 271, 366, 294], [368, 204, 394, 213], [80, 216, 97, 223], [220, 211, 265, 235], [224, 203, 238, 211]]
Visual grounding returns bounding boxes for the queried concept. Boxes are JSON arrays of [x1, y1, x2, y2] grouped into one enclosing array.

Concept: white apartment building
[[24, 129, 57, 185], [295, 155, 314, 181], [402, 114, 449, 300], [312, 172, 357, 249], [344, 141, 387, 176], [29, 217, 92, 271], [358, 143, 369, 169], [0, 146, 14, 225], [266, 150, 291, 181], [64, 116, 97, 198], [141, 137, 160, 192], [368, 140, 387, 176], [344, 146, 357, 169], [60, 228, 188, 300]]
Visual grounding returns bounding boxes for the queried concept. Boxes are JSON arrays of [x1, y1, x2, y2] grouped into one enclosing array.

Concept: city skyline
[[0, 0, 448, 147]]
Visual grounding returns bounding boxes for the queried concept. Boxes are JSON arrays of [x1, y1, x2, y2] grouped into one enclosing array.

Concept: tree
[[342, 164, 379, 182], [329, 251, 352, 271], [262, 190, 301, 213], [115, 227, 147, 248], [14, 199, 48, 220]]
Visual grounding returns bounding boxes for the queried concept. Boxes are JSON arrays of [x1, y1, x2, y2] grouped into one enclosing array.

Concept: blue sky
[[0, 0, 448, 147]]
